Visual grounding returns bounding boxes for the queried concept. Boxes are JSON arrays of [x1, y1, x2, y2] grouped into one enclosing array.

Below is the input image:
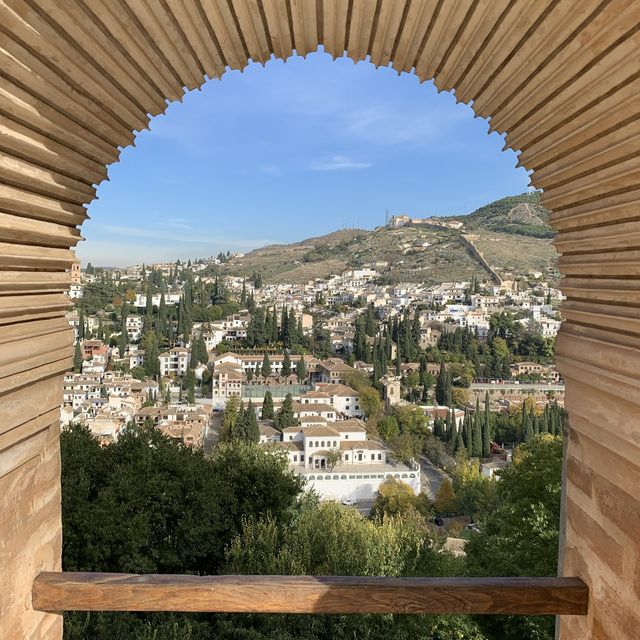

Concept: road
[[419, 455, 449, 499]]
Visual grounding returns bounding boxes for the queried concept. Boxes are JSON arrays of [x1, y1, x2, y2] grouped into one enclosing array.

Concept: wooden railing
[[32, 573, 588, 616]]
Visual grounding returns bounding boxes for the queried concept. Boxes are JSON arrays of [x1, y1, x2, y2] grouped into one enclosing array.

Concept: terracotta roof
[[299, 415, 328, 424], [301, 391, 331, 399], [333, 419, 367, 432], [315, 383, 359, 397], [259, 425, 279, 437], [274, 441, 304, 452], [339, 440, 385, 451], [301, 425, 339, 437], [293, 402, 335, 413]]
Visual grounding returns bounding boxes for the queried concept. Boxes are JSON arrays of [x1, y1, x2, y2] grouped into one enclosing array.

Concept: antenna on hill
[[385, 209, 389, 226]]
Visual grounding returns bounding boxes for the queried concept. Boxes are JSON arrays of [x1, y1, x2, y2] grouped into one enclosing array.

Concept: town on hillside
[[64, 216, 566, 514]]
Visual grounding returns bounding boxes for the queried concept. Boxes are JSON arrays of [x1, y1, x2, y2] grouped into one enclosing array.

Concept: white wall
[[301, 468, 420, 502]]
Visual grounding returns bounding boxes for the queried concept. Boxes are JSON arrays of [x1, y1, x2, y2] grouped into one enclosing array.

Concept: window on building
[[378, 453, 382, 460], [293, 455, 297, 462]]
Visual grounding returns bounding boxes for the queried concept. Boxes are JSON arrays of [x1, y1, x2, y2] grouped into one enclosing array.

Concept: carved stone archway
[[1, 2, 639, 638]]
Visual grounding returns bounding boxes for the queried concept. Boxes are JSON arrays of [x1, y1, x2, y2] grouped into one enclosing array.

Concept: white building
[[268, 417, 420, 502], [159, 347, 190, 376], [134, 292, 181, 308]]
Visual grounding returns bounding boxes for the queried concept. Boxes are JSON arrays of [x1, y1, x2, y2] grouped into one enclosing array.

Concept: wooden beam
[[32, 572, 589, 616]]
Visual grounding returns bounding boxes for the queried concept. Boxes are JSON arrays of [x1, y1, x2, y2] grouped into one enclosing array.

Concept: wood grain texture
[[31, 572, 589, 616], [1, 2, 638, 639]]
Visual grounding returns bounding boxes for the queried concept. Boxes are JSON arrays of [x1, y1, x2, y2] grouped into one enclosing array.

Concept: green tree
[[184, 367, 196, 404], [261, 353, 271, 378], [378, 415, 399, 442], [296, 355, 307, 383], [73, 341, 83, 372], [276, 393, 297, 429], [466, 435, 563, 640], [370, 477, 424, 520], [261, 390, 274, 420], [471, 399, 483, 458], [142, 333, 160, 379], [220, 395, 240, 441], [434, 479, 457, 515], [244, 400, 259, 443], [282, 351, 292, 377], [482, 391, 492, 458]]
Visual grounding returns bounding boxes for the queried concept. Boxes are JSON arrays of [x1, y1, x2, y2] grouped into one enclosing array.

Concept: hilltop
[[222, 193, 558, 285]]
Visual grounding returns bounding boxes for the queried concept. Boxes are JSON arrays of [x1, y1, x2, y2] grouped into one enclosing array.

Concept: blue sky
[[78, 49, 531, 267]]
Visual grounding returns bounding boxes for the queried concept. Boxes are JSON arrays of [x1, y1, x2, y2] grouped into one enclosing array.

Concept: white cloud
[[310, 155, 372, 171], [162, 217, 193, 230]]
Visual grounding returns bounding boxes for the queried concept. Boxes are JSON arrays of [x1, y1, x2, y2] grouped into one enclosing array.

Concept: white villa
[[264, 416, 420, 502]]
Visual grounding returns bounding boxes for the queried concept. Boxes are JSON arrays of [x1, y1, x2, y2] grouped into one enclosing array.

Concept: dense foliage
[[61, 422, 563, 640]]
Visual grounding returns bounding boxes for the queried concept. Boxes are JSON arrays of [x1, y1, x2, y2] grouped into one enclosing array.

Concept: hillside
[[223, 193, 558, 285], [455, 192, 553, 238]]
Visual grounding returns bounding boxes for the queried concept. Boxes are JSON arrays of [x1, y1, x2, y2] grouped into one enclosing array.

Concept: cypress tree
[[264, 307, 273, 343], [280, 307, 288, 344], [286, 309, 297, 348], [158, 291, 167, 341], [78, 307, 85, 340], [353, 317, 367, 361], [262, 391, 274, 420], [282, 351, 292, 377], [232, 404, 246, 441], [245, 400, 259, 443], [436, 362, 447, 405], [296, 356, 306, 383], [271, 306, 278, 343], [277, 393, 296, 428], [177, 297, 185, 339], [523, 412, 534, 443], [143, 333, 160, 379], [385, 331, 392, 360], [444, 371, 453, 407], [261, 353, 271, 378], [185, 367, 196, 404], [472, 398, 483, 457], [454, 431, 465, 454], [73, 341, 83, 372], [395, 350, 401, 377], [482, 391, 492, 458], [119, 304, 128, 356], [463, 411, 473, 454], [451, 409, 462, 447], [145, 279, 153, 320], [240, 278, 247, 305], [433, 417, 444, 440], [412, 310, 421, 353]]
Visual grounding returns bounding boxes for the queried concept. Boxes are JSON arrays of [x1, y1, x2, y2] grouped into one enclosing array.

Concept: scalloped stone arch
[[1, 2, 639, 639]]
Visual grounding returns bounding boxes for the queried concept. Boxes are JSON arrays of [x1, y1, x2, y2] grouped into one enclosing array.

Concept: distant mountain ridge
[[223, 193, 557, 285]]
